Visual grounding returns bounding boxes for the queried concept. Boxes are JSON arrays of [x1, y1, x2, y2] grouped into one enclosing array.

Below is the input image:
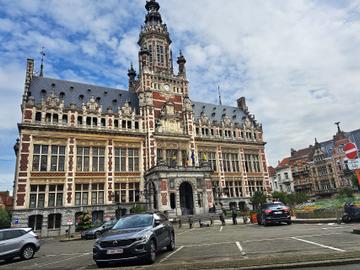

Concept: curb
[[353, 228, 360, 234], [292, 218, 338, 224], [220, 257, 360, 270]]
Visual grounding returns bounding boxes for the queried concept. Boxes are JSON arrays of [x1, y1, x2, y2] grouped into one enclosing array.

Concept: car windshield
[[113, 215, 153, 230]]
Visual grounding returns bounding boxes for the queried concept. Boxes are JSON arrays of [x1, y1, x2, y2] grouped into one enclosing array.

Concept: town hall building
[[12, 0, 270, 236]]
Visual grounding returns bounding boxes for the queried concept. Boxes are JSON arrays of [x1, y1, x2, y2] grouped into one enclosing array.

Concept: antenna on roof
[[40, 46, 45, 77], [335, 121, 341, 133], [218, 86, 222, 105]]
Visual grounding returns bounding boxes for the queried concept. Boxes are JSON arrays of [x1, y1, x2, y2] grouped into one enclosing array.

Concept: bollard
[[189, 217, 193, 229], [179, 219, 182, 228], [210, 218, 213, 225]]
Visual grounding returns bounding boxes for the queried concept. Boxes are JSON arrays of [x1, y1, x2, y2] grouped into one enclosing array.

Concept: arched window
[[48, 213, 61, 229], [35, 112, 42, 122], [114, 119, 119, 128], [77, 116, 83, 125], [86, 117, 91, 126], [62, 114, 68, 124], [92, 117, 98, 126], [53, 114, 58, 123], [101, 118, 106, 127]]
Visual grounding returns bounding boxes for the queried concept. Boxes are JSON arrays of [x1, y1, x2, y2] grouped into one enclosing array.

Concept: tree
[[287, 192, 309, 207], [76, 212, 92, 231], [272, 191, 289, 204], [250, 191, 267, 210], [0, 208, 11, 229], [338, 187, 354, 199], [351, 174, 360, 191]]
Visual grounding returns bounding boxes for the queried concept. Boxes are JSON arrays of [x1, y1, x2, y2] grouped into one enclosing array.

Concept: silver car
[[0, 228, 40, 262]]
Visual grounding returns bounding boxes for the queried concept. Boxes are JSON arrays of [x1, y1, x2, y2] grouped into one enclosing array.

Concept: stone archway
[[145, 180, 158, 210], [179, 182, 194, 215]]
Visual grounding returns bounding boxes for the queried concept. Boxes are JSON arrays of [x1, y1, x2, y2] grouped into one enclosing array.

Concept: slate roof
[[192, 101, 247, 125], [28, 76, 249, 125], [28, 76, 139, 113]]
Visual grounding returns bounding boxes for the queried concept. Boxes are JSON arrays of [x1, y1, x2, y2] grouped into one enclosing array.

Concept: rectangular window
[[76, 147, 90, 171], [92, 147, 105, 172], [75, 184, 89, 206], [128, 149, 139, 172], [48, 214, 61, 229], [50, 146, 66, 171], [114, 183, 127, 203], [91, 183, 104, 205], [231, 153, 240, 172], [29, 185, 46, 208], [48, 184, 63, 207], [115, 148, 126, 172], [32, 144, 48, 171]]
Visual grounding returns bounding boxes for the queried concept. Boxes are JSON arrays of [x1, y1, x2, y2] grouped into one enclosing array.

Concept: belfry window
[[157, 43, 164, 66]]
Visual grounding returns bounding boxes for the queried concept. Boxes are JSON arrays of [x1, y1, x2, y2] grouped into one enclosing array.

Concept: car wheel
[[95, 231, 102, 239], [342, 215, 352, 223], [96, 261, 108, 268], [287, 220, 292, 225], [147, 240, 156, 264], [167, 233, 175, 251], [21, 245, 35, 260], [262, 215, 267, 226]]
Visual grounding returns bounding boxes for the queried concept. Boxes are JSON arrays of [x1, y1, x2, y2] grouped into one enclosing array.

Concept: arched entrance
[[179, 182, 194, 215]]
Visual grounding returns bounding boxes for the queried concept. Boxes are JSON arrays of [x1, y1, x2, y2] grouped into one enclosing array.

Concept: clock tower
[[133, 0, 194, 170]]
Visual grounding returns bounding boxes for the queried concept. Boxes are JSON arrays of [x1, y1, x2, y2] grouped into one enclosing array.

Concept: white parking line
[[159, 246, 184, 263], [36, 252, 91, 268], [291, 237, 346, 252], [220, 226, 223, 232], [176, 228, 194, 236], [235, 241, 246, 256]]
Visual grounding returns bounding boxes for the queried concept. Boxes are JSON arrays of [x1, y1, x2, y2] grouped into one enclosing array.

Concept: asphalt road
[[1, 222, 360, 269]]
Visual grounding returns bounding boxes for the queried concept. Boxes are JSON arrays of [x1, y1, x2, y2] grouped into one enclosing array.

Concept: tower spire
[[40, 46, 45, 77], [218, 86, 222, 105]]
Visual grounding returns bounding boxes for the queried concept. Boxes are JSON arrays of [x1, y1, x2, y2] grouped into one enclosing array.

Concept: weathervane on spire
[[40, 46, 45, 77]]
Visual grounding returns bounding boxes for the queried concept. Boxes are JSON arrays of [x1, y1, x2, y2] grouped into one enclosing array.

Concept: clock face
[[163, 84, 170, 91]]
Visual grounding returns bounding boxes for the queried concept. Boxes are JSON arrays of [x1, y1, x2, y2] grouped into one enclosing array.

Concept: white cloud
[[0, 0, 359, 176]]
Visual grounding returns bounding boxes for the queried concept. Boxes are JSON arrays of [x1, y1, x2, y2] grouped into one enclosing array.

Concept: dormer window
[[59, 92, 65, 99], [41, 89, 47, 97], [79, 95, 84, 101]]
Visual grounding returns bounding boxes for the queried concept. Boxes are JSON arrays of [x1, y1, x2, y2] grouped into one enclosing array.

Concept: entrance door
[[179, 182, 194, 215]]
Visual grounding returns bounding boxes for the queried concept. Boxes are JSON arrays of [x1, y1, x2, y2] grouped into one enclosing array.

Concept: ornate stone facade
[[12, 0, 270, 236]]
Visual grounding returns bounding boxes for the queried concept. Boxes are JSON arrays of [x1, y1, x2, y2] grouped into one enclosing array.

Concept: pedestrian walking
[[231, 206, 238, 225], [218, 208, 226, 226]]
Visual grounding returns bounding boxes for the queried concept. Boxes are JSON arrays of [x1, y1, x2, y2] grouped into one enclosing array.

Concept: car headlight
[[136, 234, 151, 243]]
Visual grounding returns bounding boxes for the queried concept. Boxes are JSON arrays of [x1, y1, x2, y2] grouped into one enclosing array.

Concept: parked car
[[81, 219, 117, 239], [93, 213, 175, 268], [342, 202, 360, 223], [0, 228, 40, 262], [257, 202, 292, 226]]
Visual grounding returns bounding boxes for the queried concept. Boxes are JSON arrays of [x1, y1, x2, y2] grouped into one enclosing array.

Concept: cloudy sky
[[0, 0, 360, 192]]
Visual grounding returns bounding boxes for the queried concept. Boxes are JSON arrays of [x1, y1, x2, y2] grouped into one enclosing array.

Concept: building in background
[[275, 158, 294, 194], [0, 191, 13, 211], [285, 125, 359, 196], [12, 0, 269, 237]]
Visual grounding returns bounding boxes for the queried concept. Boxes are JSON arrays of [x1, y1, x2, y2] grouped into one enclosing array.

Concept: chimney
[[237, 97, 247, 111]]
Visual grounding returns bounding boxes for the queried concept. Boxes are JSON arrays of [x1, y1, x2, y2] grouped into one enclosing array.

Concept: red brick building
[[12, 0, 270, 236]]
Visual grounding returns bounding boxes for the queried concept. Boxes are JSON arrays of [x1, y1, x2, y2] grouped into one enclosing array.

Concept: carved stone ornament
[[41, 91, 64, 112], [244, 117, 252, 129], [222, 114, 232, 127], [200, 112, 210, 125], [83, 96, 101, 114], [120, 100, 133, 117], [161, 101, 175, 118], [183, 97, 193, 112]]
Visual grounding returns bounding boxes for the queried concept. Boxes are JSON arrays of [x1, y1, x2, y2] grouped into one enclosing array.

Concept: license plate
[[274, 211, 282, 214], [107, 249, 123, 255]]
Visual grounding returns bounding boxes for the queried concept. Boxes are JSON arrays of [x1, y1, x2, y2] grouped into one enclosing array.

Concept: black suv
[[93, 213, 175, 267], [257, 202, 292, 226]]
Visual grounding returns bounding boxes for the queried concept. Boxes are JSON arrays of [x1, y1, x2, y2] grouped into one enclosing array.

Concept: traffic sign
[[343, 143, 358, 160], [66, 216, 73, 225]]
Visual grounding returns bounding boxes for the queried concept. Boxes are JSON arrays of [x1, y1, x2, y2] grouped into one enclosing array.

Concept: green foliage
[[129, 204, 146, 214], [351, 174, 360, 191], [272, 191, 289, 204], [337, 187, 354, 199], [0, 208, 11, 229], [77, 212, 92, 231], [287, 192, 309, 206], [250, 191, 267, 210]]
